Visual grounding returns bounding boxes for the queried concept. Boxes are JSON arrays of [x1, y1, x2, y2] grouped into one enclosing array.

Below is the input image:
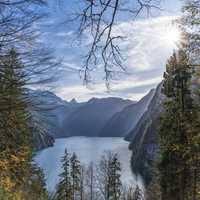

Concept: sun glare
[[163, 26, 181, 47]]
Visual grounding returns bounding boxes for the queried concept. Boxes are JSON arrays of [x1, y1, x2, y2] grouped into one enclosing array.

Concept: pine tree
[[97, 152, 122, 200], [0, 48, 49, 199], [145, 163, 161, 200], [23, 163, 49, 200], [159, 49, 200, 200], [0, 49, 32, 195], [70, 152, 81, 200], [56, 149, 72, 200], [183, 0, 200, 62], [109, 153, 122, 200], [55, 151, 82, 200]]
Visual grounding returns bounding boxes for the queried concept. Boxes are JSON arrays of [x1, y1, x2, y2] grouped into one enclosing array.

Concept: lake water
[[34, 137, 142, 192]]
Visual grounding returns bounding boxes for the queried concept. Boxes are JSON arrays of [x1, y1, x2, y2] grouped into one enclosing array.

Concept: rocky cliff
[[128, 83, 165, 184]]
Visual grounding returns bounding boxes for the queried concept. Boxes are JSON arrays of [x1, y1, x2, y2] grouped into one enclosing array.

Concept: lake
[[34, 137, 143, 192]]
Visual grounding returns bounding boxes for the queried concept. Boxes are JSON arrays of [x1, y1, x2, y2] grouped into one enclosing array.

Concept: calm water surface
[[34, 137, 142, 192]]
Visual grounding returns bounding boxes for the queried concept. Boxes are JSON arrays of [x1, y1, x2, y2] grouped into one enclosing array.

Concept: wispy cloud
[[51, 16, 179, 101], [37, 14, 180, 101], [55, 76, 162, 102], [112, 16, 180, 72]]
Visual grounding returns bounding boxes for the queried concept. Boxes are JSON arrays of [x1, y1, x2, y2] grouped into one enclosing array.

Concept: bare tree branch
[[62, 0, 162, 86]]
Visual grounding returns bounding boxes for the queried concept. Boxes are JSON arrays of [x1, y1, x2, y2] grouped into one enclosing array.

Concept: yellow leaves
[[0, 146, 31, 194], [0, 161, 16, 192], [170, 144, 180, 152], [0, 177, 15, 192], [0, 159, 9, 171], [167, 143, 186, 154], [0, 187, 24, 200], [13, 191, 24, 200], [10, 155, 20, 163]]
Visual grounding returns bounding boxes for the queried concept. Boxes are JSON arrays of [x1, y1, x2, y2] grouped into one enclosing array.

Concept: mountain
[[62, 97, 134, 137], [99, 89, 155, 137], [28, 88, 159, 151], [28, 90, 137, 148], [28, 90, 83, 149], [127, 82, 165, 184], [30, 118, 55, 151], [29, 90, 82, 138]]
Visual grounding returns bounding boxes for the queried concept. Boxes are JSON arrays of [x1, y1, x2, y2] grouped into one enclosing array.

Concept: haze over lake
[[34, 137, 142, 192]]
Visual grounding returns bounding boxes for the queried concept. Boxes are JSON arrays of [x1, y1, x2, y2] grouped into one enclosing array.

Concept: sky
[[37, 0, 183, 102]]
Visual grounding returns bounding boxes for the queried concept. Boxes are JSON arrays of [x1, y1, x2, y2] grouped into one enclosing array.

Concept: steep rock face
[[62, 97, 134, 137], [128, 83, 165, 184], [30, 120, 55, 151], [99, 89, 155, 137]]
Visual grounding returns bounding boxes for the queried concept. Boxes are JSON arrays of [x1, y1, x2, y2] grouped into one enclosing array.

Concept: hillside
[[127, 83, 165, 184], [99, 89, 155, 137], [62, 97, 134, 137]]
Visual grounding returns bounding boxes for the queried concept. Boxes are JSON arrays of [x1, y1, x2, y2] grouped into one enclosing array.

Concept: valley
[[1, 1, 199, 199], [31, 85, 160, 194]]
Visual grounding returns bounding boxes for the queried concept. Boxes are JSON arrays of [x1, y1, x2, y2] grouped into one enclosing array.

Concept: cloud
[[40, 15, 180, 101], [55, 76, 162, 102], [112, 16, 180, 72]]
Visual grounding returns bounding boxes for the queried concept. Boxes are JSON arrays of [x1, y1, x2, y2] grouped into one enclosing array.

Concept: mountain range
[[29, 83, 165, 185], [62, 97, 134, 137], [29, 88, 155, 150]]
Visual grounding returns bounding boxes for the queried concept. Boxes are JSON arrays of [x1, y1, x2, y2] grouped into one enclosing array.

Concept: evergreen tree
[[0, 48, 49, 199], [97, 152, 122, 200], [109, 153, 122, 200], [145, 164, 161, 200], [23, 163, 49, 200], [70, 152, 81, 200], [0, 49, 32, 196], [159, 49, 200, 200], [56, 149, 72, 200], [182, 5, 200, 200], [183, 0, 200, 62], [55, 151, 82, 200]]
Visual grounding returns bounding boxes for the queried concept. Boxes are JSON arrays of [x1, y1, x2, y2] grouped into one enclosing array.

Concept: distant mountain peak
[[87, 97, 134, 104], [88, 97, 98, 103], [70, 98, 77, 104]]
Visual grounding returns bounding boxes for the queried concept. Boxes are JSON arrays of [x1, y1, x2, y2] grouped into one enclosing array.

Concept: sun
[[165, 28, 180, 43], [163, 26, 181, 47]]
